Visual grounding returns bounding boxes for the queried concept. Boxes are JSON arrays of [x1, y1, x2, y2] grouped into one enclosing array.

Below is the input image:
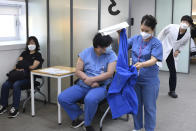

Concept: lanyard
[[137, 40, 147, 62]]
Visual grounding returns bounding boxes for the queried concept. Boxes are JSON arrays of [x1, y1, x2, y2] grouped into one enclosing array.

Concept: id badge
[[138, 69, 140, 76], [101, 66, 105, 74]]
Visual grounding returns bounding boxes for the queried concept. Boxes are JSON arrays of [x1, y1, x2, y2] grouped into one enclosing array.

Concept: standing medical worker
[[118, 15, 163, 131], [158, 15, 193, 98]]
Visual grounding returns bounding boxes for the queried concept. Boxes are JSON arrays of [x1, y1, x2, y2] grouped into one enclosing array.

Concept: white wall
[[0, 43, 25, 102], [28, 0, 48, 100], [0, 43, 25, 86], [130, 0, 155, 36], [49, 0, 71, 103]]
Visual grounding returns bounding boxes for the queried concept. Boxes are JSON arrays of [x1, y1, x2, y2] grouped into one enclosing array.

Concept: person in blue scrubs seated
[[58, 33, 117, 131], [118, 15, 163, 131]]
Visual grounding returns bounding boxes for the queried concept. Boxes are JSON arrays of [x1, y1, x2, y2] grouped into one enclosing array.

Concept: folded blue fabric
[[107, 29, 138, 119]]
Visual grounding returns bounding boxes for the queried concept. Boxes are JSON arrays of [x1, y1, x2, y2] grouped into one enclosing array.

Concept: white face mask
[[140, 32, 152, 40], [106, 45, 112, 52], [180, 23, 189, 29], [28, 45, 36, 51]]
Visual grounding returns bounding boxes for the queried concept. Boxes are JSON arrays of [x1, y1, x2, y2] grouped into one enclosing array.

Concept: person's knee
[[2, 81, 10, 89], [85, 89, 106, 105], [2, 84, 7, 90], [144, 103, 156, 115], [58, 93, 71, 105], [84, 95, 100, 106], [12, 82, 21, 91], [58, 94, 64, 104]]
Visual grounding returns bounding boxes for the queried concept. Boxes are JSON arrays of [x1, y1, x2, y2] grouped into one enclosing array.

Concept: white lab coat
[[157, 24, 190, 67]]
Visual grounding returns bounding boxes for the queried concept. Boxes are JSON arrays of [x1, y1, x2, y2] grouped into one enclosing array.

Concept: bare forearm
[[75, 57, 88, 81], [142, 58, 157, 67], [29, 61, 40, 70], [91, 72, 113, 83], [117, 32, 120, 46], [76, 70, 88, 81], [29, 65, 36, 70]]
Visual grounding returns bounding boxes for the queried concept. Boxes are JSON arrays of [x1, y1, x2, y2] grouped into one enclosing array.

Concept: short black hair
[[93, 33, 112, 48], [141, 14, 157, 30], [26, 36, 40, 52], [181, 15, 193, 26]]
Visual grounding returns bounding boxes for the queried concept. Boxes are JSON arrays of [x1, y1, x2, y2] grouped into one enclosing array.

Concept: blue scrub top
[[77, 47, 117, 88], [128, 35, 163, 78]]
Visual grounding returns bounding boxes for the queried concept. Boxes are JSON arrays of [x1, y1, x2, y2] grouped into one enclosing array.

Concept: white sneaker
[[0, 105, 7, 115], [8, 107, 19, 118]]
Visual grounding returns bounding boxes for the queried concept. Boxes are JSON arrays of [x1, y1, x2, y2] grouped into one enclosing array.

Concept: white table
[[31, 66, 76, 125]]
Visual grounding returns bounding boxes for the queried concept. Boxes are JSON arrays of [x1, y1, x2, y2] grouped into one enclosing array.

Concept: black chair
[[74, 79, 129, 131], [21, 75, 46, 113]]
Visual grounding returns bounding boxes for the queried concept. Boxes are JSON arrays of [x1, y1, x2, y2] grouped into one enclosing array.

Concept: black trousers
[[166, 50, 177, 92], [190, 51, 196, 57]]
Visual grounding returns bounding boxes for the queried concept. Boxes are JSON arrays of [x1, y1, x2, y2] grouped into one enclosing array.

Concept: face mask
[[28, 45, 36, 51], [140, 32, 152, 40], [180, 23, 189, 29], [106, 45, 112, 52]]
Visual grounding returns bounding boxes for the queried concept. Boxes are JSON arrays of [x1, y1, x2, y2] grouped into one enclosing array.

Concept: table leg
[[31, 72, 35, 117], [57, 78, 62, 125]]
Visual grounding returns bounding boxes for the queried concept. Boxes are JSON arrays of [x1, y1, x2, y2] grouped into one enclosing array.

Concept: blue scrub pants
[[133, 77, 159, 131], [58, 84, 107, 126]]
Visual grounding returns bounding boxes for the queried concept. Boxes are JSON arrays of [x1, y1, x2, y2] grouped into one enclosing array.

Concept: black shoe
[[71, 119, 84, 128], [168, 91, 178, 98], [8, 107, 19, 118], [0, 105, 7, 115], [83, 126, 95, 131]]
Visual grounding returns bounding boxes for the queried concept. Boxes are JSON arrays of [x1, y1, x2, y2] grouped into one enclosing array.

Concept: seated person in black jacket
[[0, 36, 43, 118]]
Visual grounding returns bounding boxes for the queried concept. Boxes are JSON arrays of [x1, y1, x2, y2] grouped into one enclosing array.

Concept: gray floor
[[0, 65, 196, 131]]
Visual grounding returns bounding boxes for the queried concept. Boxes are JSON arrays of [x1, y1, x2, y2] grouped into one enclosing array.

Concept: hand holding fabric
[[117, 29, 122, 34], [134, 62, 144, 70]]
